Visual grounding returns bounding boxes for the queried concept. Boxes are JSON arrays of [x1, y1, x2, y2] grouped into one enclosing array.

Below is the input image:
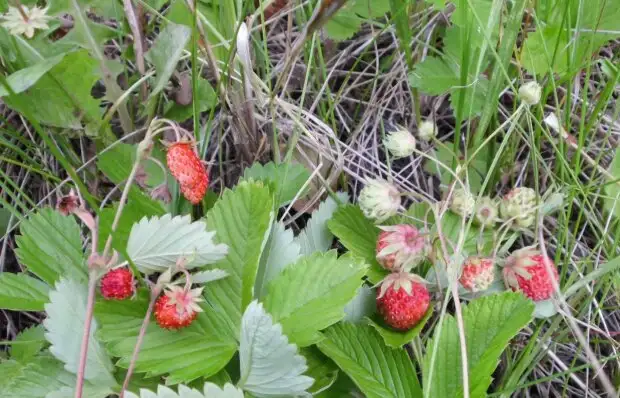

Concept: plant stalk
[[74, 269, 98, 398]]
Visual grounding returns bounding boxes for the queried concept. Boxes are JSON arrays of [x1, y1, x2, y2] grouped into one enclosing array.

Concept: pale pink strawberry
[[459, 256, 495, 292], [376, 272, 430, 330], [503, 247, 559, 301], [375, 225, 426, 272]]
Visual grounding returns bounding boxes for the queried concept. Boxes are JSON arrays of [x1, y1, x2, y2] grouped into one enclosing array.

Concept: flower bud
[[449, 188, 475, 218], [474, 196, 499, 226], [359, 178, 401, 222], [418, 120, 437, 142], [500, 187, 538, 228], [519, 81, 542, 106], [376, 225, 426, 272], [384, 130, 416, 158]]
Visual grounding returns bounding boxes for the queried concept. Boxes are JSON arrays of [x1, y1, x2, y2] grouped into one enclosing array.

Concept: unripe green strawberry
[[500, 187, 538, 228], [474, 196, 499, 226], [376, 273, 430, 330], [376, 225, 426, 272], [459, 257, 495, 292], [450, 188, 475, 218], [166, 141, 209, 204], [503, 248, 559, 301]]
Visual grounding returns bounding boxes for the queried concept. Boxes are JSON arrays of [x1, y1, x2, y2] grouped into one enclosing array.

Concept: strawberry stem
[[74, 269, 98, 398]]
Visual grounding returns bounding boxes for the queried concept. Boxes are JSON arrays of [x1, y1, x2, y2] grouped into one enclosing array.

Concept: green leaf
[[124, 383, 244, 398], [0, 355, 112, 398], [0, 273, 49, 311], [126, 214, 228, 275], [10, 325, 47, 362], [255, 221, 301, 300], [95, 289, 236, 384], [367, 307, 433, 348], [325, 0, 390, 40], [242, 162, 311, 207], [343, 284, 376, 323], [238, 301, 314, 397], [303, 347, 340, 395], [264, 251, 367, 347], [296, 192, 349, 255], [44, 279, 116, 385], [0, 54, 65, 97], [15, 208, 86, 285], [2, 50, 103, 129], [204, 181, 274, 333], [180, 269, 229, 285], [164, 77, 218, 121], [604, 148, 620, 218], [409, 57, 460, 95], [422, 292, 534, 398], [317, 323, 422, 397], [145, 23, 191, 97], [328, 205, 387, 284]]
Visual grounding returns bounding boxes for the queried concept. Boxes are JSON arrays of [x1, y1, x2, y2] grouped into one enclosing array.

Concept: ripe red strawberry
[[100, 268, 135, 300], [166, 141, 209, 204], [376, 225, 426, 272], [459, 256, 495, 292], [376, 273, 430, 330], [503, 247, 559, 301], [154, 285, 204, 330]]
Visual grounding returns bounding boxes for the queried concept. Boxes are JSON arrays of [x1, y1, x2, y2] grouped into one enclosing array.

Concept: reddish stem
[[74, 270, 98, 398]]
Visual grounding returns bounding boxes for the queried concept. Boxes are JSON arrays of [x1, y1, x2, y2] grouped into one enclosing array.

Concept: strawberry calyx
[[377, 272, 427, 299]]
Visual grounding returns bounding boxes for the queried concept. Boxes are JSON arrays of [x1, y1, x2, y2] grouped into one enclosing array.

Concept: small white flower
[[384, 129, 416, 158], [418, 119, 437, 142], [1, 5, 50, 39], [519, 81, 542, 106], [359, 178, 401, 222]]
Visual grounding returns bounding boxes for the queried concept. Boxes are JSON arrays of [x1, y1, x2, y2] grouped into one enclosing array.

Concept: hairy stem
[[74, 269, 98, 398]]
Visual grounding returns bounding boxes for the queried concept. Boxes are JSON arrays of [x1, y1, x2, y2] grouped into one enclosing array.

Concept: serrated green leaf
[[0, 355, 111, 398], [124, 382, 244, 398], [204, 181, 274, 333], [242, 161, 311, 207], [126, 214, 228, 274], [423, 292, 534, 398], [238, 301, 314, 397], [296, 192, 349, 255], [15, 208, 86, 285], [409, 57, 459, 95], [317, 323, 422, 397], [0, 272, 49, 311], [255, 221, 301, 300], [44, 279, 115, 385], [343, 284, 376, 323], [10, 325, 47, 361], [264, 251, 367, 347], [324, 0, 390, 41], [328, 205, 387, 284], [303, 347, 340, 395], [0, 54, 65, 97], [367, 307, 433, 348], [145, 23, 191, 97], [95, 289, 236, 384]]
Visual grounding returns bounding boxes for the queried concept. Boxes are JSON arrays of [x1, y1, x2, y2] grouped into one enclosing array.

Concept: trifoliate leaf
[[296, 192, 349, 255], [242, 161, 311, 207], [126, 214, 228, 275], [255, 221, 301, 300], [264, 251, 368, 347], [124, 383, 244, 398], [238, 301, 314, 397], [343, 284, 376, 323], [43, 279, 115, 386], [0, 272, 49, 311], [204, 181, 274, 333], [15, 208, 87, 285], [328, 205, 386, 284], [422, 292, 534, 398], [145, 23, 191, 97], [317, 323, 422, 397], [11, 325, 47, 362], [95, 289, 236, 384]]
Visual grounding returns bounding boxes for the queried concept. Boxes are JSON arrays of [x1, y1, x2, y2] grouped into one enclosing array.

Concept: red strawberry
[[100, 268, 135, 300], [154, 285, 204, 330], [503, 247, 559, 301], [459, 256, 495, 292], [376, 273, 430, 330], [166, 141, 209, 204], [376, 225, 426, 272]]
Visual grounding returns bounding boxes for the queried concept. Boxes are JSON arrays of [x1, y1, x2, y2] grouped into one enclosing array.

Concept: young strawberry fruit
[[459, 256, 495, 292], [100, 268, 135, 300], [503, 247, 559, 301], [166, 141, 209, 204], [154, 285, 204, 330], [376, 272, 430, 331], [376, 225, 426, 272]]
